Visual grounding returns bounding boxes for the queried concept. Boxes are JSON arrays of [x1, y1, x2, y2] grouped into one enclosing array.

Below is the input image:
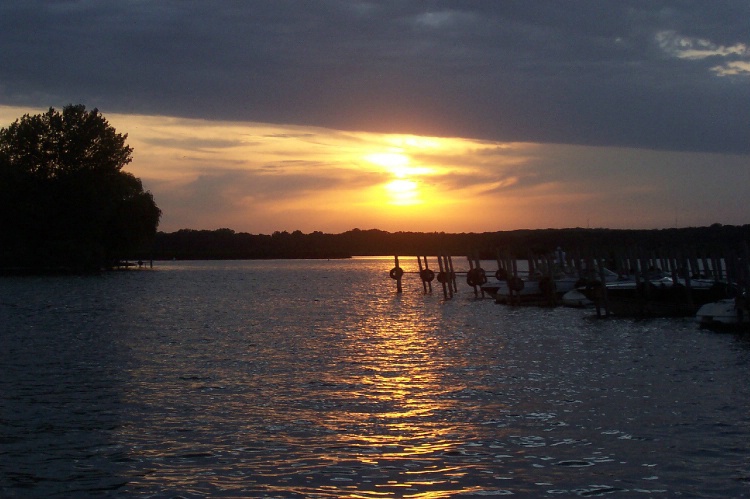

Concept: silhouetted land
[[143, 224, 750, 261], [0, 105, 160, 274]]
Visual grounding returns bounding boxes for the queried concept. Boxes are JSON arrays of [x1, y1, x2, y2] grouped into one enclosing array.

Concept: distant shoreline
[[4, 225, 749, 274], [145, 225, 750, 261]]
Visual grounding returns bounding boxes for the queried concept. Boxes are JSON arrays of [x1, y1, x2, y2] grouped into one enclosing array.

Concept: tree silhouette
[[0, 105, 161, 272]]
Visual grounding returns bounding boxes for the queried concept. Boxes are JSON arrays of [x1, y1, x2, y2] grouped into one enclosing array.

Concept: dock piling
[[392, 256, 403, 293], [438, 254, 449, 299], [417, 256, 428, 293]]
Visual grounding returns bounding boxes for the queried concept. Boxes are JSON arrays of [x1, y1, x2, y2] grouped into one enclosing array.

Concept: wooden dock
[[388, 243, 750, 319]]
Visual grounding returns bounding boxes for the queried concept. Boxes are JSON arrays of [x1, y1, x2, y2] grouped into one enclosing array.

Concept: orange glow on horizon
[[4, 104, 742, 234], [0, 104, 561, 231]]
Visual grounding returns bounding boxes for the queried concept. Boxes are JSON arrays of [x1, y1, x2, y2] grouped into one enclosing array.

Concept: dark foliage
[[0, 105, 161, 272], [151, 224, 750, 261]]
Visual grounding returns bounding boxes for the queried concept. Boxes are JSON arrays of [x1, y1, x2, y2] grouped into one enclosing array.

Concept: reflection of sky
[[1, 106, 749, 234]]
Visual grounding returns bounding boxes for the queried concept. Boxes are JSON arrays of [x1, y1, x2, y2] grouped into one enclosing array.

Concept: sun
[[364, 151, 426, 205], [364, 152, 411, 177], [385, 178, 419, 205]]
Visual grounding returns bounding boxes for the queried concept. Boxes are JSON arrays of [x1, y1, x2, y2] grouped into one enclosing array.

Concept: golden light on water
[[41, 254, 571, 498], [295, 293, 482, 498], [294, 262, 512, 497]]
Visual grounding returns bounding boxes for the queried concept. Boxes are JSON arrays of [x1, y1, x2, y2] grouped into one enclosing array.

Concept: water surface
[[1, 258, 749, 497]]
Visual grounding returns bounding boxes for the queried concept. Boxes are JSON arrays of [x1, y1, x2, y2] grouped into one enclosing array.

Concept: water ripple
[[1, 260, 750, 497]]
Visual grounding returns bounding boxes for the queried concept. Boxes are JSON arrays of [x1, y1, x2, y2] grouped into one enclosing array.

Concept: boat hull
[[696, 298, 750, 331], [580, 278, 735, 318], [482, 276, 579, 305]]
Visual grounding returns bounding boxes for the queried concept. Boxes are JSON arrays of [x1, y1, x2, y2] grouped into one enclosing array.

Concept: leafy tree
[[0, 104, 161, 272]]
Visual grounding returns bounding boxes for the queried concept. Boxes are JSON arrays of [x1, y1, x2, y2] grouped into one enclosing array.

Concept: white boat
[[695, 297, 750, 330], [483, 272, 602, 305], [483, 266, 625, 305], [560, 288, 593, 308]]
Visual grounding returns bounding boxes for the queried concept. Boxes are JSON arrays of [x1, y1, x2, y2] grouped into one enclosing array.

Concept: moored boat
[[560, 288, 593, 308], [483, 272, 602, 305], [580, 276, 735, 317], [695, 297, 750, 331]]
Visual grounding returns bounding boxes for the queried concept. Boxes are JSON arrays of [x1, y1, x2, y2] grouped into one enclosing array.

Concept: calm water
[[1, 258, 749, 498]]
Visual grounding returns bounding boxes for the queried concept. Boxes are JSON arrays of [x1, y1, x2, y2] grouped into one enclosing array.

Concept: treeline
[[0, 105, 161, 273], [144, 224, 750, 261]]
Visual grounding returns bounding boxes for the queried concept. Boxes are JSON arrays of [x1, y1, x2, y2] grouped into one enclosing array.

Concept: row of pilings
[[388, 243, 750, 317], [391, 255, 462, 299], [388, 253, 509, 301], [580, 244, 750, 317], [388, 253, 558, 303]]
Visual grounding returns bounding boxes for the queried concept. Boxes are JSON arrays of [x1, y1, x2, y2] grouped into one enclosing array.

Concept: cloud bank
[[1, 1, 748, 153]]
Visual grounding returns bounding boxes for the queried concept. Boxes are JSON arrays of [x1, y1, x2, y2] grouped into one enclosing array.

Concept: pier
[[389, 243, 750, 319]]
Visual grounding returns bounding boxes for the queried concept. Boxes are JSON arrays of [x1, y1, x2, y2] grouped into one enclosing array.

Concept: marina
[[389, 243, 750, 325]]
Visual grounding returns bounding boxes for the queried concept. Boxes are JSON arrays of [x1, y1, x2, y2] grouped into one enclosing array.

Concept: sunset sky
[[1, 1, 748, 234]]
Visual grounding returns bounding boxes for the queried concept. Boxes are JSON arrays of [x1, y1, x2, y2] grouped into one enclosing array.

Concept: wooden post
[[546, 253, 558, 306], [424, 256, 433, 292], [474, 254, 485, 298], [448, 255, 458, 293], [394, 256, 402, 293], [596, 256, 610, 316], [447, 255, 455, 297], [680, 251, 694, 310], [496, 249, 504, 279], [417, 256, 428, 294], [701, 254, 711, 279], [572, 248, 583, 280], [639, 250, 651, 317], [731, 252, 740, 290], [443, 254, 454, 298], [695, 253, 702, 278], [741, 242, 750, 299], [467, 256, 478, 297], [710, 256, 719, 281], [586, 254, 602, 317], [527, 251, 536, 280], [510, 257, 519, 306], [668, 252, 681, 314], [438, 254, 449, 299]]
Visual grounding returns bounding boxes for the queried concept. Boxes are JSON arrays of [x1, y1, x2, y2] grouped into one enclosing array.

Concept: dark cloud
[[1, 1, 748, 153], [141, 137, 248, 152], [164, 163, 384, 204]]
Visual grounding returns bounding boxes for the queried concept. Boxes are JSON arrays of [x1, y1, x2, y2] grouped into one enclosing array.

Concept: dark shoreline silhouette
[[144, 224, 750, 261], [1, 105, 161, 274]]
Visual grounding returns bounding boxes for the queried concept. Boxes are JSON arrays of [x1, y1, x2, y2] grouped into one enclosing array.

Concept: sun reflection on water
[[297, 301, 484, 497], [9, 260, 749, 497], [113, 261, 500, 497]]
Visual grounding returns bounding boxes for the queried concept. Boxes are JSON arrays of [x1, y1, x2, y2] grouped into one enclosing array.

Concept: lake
[[1, 258, 749, 497]]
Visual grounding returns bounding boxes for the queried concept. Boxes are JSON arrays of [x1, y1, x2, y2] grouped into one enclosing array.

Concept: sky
[[1, 1, 749, 234]]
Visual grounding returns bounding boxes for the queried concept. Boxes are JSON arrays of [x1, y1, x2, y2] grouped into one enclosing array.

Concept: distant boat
[[483, 268, 619, 305], [695, 297, 750, 331], [579, 276, 735, 317]]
